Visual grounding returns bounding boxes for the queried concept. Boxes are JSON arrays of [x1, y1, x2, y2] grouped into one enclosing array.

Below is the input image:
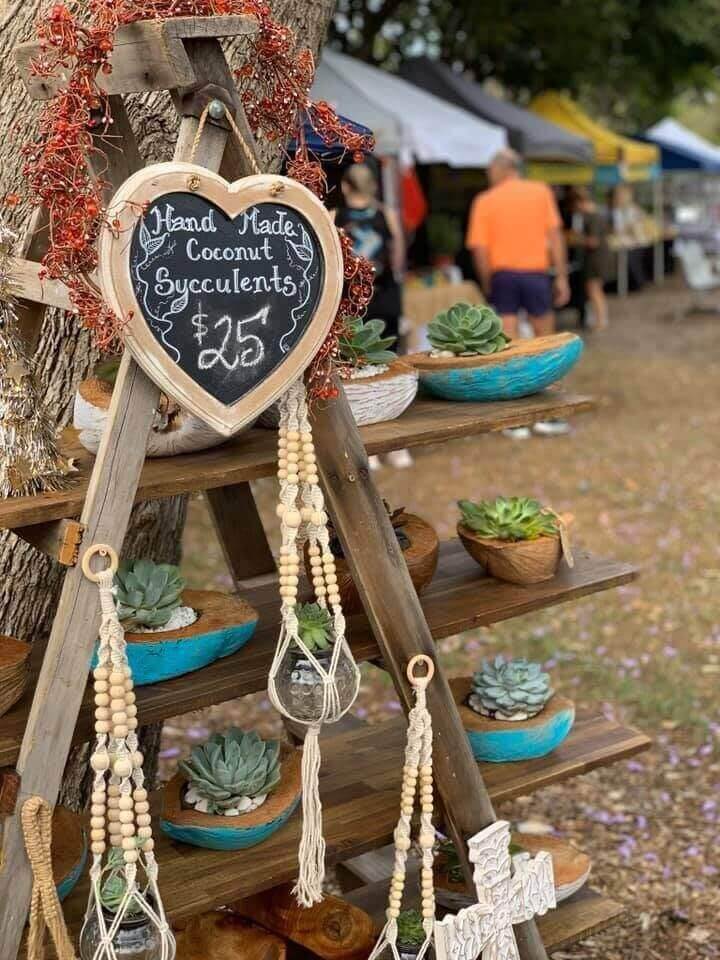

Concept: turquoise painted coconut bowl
[[52, 808, 88, 902], [408, 333, 583, 402], [451, 677, 575, 763], [160, 747, 302, 851], [92, 590, 258, 687]]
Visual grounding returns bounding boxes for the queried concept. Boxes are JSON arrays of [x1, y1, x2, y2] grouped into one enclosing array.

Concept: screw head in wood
[[208, 99, 225, 121]]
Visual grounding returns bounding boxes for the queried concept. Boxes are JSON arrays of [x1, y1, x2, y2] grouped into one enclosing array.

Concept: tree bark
[[0, 0, 336, 809]]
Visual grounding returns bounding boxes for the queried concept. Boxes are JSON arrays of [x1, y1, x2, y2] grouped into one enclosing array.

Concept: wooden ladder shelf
[[0, 18, 649, 960]]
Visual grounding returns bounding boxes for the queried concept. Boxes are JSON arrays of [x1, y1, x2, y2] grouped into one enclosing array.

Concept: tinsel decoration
[[21, 0, 376, 387], [0, 219, 70, 498]]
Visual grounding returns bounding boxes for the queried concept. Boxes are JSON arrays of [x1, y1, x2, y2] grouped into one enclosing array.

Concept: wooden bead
[[125, 691, 136, 705], [94, 680, 109, 694], [284, 508, 302, 528], [95, 721, 111, 735], [135, 800, 150, 815], [121, 823, 136, 838], [123, 850, 139, 864], [308, 544, 320, 557], [286, 474, 299, 486], [91, 842, 106, 855], [310, 511, 326, 526], [286, 451, 299, 463], [93, 666, 109, 681], [95, 707, 110, 721], [141, 838, 154, 852], [309, 554, 322, 567], [91, 789, 106, 803], [121, 837, 136, 851], [90, 751, 110, 772], [90, 816, 105, 830], [90, 804, 106, 817], [134, 788, 148, 802], [108, 822, 122, 835], [109, 671, 125, 685], [287, 430, 300, 441], [119, 810, 135, 824], [286, 440, 300, 452], [420, 765, 432, 777], [110, 698, 125, 712], [118, 795, 134, 810], [109, 684, 125, 698], [114, 725, 129, 739], [325, 573, 337, 586], [108, 784, 121, 797], [90, 829, 106, 844], [137, 826, 152, 839], [136, 813, 152, 827], [421, 803, 433, 814], [389, 894, 402, 908], [94, 693, 110, 708], [127, 717, 138, 731], [113, 757, 133, 778], [395, 835, 411, 852]]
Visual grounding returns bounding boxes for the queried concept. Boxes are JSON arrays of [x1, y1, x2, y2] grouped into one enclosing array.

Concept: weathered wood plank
[[0, 546, 638, 768], [0, 393, 595, 531], [0, 37, 242, 960], [205, 484, 277, 585], [310, 379, 549, 960], [7, 257, 72, 312], [14, 16, 258, 100], [50, 715, 646, 939]]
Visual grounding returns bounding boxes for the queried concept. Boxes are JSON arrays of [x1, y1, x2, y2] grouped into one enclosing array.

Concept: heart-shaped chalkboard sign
[[99, 163, 343, 436]]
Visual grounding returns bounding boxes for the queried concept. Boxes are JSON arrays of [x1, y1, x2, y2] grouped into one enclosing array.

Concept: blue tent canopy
[[289, 114, 374, 159]]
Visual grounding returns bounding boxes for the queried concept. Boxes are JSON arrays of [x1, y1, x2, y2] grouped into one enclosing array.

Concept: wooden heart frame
[[98, 162, 344, 436]]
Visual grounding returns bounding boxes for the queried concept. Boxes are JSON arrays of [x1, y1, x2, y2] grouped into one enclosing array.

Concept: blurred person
[[567, 186, 611, 330], [335, 163, 412, 468], [466, 149, 571, 438], [607, 183, 647, 291], [466, 148, 569, 340]]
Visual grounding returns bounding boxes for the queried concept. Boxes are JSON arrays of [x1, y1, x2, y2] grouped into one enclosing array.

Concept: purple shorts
[[489, 270, 552, 316]]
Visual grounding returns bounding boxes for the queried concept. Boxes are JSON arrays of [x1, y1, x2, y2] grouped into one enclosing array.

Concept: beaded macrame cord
[[369, 655, 436, 960], [268, 377, 361, 907], [81, 544, 175, 960]]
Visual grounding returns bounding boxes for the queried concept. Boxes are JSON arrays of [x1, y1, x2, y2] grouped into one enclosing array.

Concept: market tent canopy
[[400, 57, 594, 164], [311, 50, 507, 167], [645, 118, 720, 172], [530, 92, 659, 170]]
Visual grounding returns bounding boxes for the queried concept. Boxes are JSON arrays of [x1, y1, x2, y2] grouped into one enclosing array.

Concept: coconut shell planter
[[457, 496, 570, 585], [450, 658, 574, 763], [407, 301, 582, 402], [161, 729, 302, 851], [0, 635, 30, 718], [307, 504, 439, 614], [52, 807, 88, 902], [435, 832, 590, 909], [74, 365, 230, 457], [93, 559, 259, 686]]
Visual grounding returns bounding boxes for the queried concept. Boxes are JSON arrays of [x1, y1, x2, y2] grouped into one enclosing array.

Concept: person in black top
[[334, 163, 404, 341]]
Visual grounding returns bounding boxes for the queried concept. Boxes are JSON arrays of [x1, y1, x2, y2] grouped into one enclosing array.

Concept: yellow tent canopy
[[530, 92, 658, 167]]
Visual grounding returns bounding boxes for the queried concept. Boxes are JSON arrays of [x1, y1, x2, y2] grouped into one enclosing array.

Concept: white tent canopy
[[646, 118, 720, 171], [311, 50, 507, 167]]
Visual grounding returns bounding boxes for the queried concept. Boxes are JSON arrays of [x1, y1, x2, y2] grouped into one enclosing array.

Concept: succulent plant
[[458, 497, 558, 542], [396, 909, 426, 948], [114, 558, 185, 629], [439, 837, 524, 884], [339, 317, 397, 367], [428, 302, 510, 356], [296, 602, 334, 652], [99, 846, 143, 916], [469, 655, 553, 720], [180, 728, 282, 814]]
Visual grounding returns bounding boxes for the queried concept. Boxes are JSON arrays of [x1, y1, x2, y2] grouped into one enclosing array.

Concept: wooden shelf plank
[[0, 544, 636, 768], [54, 714, 648, 932], [0, 391, 594, 530]]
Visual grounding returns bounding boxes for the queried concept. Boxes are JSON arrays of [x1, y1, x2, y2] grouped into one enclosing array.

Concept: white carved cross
[[434, 820, 556, 960]]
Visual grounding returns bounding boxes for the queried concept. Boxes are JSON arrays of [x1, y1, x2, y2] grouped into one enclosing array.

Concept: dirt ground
[[171, 278, 720, 958]]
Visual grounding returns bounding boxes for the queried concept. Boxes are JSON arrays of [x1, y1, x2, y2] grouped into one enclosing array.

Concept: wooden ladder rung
[[15, 15, 259, 101]]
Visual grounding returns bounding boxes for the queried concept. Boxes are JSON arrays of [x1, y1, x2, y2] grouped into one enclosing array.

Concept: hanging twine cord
[[370, 655, 436, 960], [268, 378, 361, 907], [190, 100, 262, 176], [21, 796, 78, 960]]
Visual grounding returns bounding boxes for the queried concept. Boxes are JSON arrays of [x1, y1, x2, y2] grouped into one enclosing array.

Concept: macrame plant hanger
[[80, 544, 176, 960], [268, 377, 361, 907], [369, 654, 436, 960]]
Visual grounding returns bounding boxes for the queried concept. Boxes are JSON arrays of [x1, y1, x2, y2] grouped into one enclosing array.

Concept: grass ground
[[172, 279, 720, 958]]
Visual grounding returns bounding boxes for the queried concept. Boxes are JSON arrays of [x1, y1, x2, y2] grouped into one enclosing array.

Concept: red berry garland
[[21, 0, 376, 392]]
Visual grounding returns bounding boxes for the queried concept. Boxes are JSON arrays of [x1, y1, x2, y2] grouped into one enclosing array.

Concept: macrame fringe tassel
[[293, 723, 325, 907]]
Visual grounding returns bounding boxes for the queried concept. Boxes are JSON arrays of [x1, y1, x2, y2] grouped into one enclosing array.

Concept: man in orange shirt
[[466, 149, 569, 339]]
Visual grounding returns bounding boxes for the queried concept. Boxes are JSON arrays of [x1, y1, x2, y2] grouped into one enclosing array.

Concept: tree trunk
[[0, 0, 336, 809]]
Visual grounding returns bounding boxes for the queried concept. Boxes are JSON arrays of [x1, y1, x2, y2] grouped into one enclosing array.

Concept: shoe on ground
[[368, 454, 382, 471], [502, 426, 532, 440], [385, 448, 414, 469], [533, 419, 572, 436]]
